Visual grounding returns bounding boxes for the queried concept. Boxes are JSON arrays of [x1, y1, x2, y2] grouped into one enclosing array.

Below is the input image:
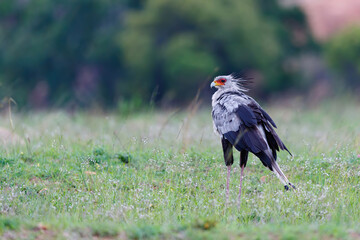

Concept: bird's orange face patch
[[214, 78, 227, 86]]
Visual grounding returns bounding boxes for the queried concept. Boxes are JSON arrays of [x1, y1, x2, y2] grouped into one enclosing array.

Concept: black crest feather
[[230, 72, 253, 91]]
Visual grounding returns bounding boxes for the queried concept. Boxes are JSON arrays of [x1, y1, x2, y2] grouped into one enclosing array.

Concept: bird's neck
[[212, 88, 243, 106]]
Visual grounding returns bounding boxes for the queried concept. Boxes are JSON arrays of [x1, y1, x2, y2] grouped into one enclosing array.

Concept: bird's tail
[[256, 151, 296, 190], [271, 160, 295, 190]]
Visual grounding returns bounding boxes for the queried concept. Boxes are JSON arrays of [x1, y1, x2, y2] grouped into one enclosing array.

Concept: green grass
[[0, 98, 360, 239]]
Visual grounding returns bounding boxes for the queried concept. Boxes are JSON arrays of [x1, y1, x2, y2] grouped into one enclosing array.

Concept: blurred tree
[[0, 0, 126, 107], [255, 0, 318, 91], [0, 0, 315, 109], [325, 26, 360, 89], [121, 0, 315, 104], [121, 0, 282, 104]]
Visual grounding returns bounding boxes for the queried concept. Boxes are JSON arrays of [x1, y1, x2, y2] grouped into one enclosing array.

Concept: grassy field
[[0, 98, 360, 239]]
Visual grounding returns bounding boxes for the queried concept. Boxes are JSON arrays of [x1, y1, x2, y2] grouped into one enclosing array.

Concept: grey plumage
[[211, 74, 295, 200]]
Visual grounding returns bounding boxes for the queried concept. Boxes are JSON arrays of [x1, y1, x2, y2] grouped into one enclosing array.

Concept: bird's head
[[210, 74, 248, 92]]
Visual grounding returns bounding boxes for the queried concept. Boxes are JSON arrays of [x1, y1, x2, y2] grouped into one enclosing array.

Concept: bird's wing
[[213, 94, 259, 134], [212, 94, 290, 156], [246, 100, 291, 155], [212, 94, 266, 153]]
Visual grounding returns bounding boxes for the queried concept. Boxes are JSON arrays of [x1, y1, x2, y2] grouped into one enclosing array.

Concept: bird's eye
[[221, 79, 226, 83]]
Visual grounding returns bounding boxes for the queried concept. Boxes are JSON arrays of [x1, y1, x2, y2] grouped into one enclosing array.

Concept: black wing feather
[[235, 105, 257, 127], [214, 94, 291, 162], [260, 108, 277, 128], [246, 103, 291, 157], [224, 127, 267, 154], [263, 121, 292, 156], [223, 101, 291, 158]]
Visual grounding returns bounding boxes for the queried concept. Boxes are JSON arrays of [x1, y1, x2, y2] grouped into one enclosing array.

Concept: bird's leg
[[226, 165, 231, 203], [238, 151, 248, 206], [221, 138, 234, 204], [237, 165, 245, 206]]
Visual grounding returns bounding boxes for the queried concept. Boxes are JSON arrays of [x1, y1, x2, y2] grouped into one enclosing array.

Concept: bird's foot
[[284, 183, 296, 191]]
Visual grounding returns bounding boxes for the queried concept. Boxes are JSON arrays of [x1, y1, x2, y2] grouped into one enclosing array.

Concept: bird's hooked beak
[[211, 80, 224, 88]]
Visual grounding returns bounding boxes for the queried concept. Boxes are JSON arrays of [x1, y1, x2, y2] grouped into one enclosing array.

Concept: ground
[[0, 97, 360, 239]]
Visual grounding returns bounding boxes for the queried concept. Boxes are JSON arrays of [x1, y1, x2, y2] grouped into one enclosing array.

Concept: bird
[[210, 74, 295, 203]]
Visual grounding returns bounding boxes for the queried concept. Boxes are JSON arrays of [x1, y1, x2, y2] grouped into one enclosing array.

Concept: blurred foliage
[[0, 0, 126, 107], [122, 0, 279, 103], [122, 0, 314, 103], [0, 0, 314, 108], [325, 26, 360, 89]]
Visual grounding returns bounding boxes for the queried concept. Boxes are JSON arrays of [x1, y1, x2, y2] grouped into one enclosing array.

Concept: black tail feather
[[254, 151, 273, 171]]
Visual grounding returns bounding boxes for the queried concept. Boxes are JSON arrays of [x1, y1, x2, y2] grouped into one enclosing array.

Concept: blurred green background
[[0, 0, 359, 109]]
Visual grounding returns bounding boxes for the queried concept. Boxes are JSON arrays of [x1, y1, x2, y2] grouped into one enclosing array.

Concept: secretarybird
[[210, 74, 295, 202]]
